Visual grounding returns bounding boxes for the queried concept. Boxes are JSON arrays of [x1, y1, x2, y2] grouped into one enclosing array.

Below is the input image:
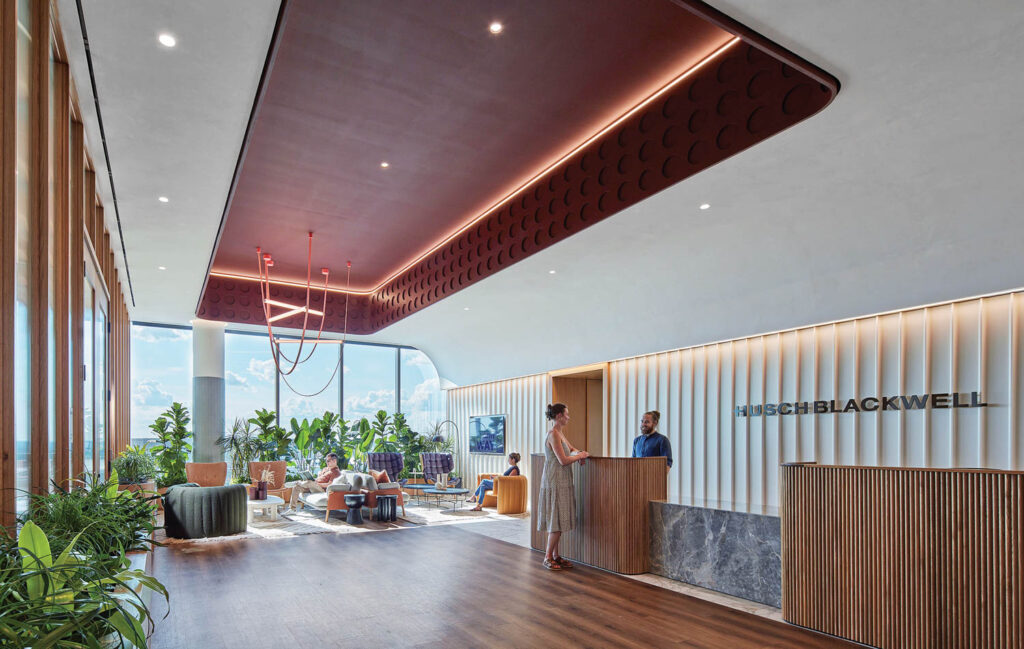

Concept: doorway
[[550, 364, 606, 457]]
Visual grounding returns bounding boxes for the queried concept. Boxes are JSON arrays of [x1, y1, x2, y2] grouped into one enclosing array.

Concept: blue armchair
[[367, 452, 406, 485], [420, 452, 462, 488]]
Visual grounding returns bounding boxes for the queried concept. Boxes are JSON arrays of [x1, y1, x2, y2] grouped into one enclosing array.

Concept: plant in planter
[[218, 417, 263, 484], [394, 414, 431, 480], [251, 408, 291, 461], [24, 473, 159, 574], [290, 411, 349, 474], [148, 402, 193, 488], [0, 521, 168, 648], [112, 444, 158, 492]]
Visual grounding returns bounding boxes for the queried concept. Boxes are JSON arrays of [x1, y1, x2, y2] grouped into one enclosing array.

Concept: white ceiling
[[61, 1, 1024, 386]]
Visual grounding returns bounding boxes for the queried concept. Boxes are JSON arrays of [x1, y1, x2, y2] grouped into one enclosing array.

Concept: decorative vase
[[435, 473, 448, 490], [256, 481, 268, 500]]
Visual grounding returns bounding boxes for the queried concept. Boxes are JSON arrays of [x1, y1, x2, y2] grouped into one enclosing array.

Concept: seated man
[[284, 452, 341, 512]]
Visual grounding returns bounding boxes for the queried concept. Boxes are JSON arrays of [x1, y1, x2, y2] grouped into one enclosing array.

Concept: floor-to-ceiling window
[[224, 331, 276, 430], [13, 0, 35, 513], [342, 343, 397, 422], [400, 348, 444, 433], [130, 325, 193, 446], [279, 342, 342, 426]]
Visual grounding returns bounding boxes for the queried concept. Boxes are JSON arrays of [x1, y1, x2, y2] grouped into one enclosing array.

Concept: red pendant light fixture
[[256, 232, 351, 397]]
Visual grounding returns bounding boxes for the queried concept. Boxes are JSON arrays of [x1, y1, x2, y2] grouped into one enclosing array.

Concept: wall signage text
[[735, 392, 988, 417]]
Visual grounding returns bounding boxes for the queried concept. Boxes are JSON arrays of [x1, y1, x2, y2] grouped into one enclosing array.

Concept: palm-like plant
[[369, 410, 400, 453], [217, 418, 262, 484]]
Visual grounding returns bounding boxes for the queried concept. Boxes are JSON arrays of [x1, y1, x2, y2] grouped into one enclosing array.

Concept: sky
[[130, 325, 444, 446]]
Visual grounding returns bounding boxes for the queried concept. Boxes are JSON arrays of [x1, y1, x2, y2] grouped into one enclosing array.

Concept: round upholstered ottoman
[[163, 483, 248, 539]]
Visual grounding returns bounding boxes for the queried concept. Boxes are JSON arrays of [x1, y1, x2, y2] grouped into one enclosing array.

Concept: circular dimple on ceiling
[[688, 109, 709, 134], [716, 125, 737, 150], [687, 140, 710, 165], [746, 70, 771, 99], [716, 91, 740, 117], [783, 84, 813, 115]]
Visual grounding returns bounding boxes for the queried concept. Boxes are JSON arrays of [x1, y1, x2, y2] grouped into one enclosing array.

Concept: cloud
[[132, 327, 190, 344], [225, 370, 253, 391], [248, 358, 275, 382], [344, 389, 395, 418], [132, 379, 175, 407], [402, 350, 434, 367]]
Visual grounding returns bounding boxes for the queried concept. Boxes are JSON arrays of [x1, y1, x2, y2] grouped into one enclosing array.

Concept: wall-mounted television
[[469, 414, 506, 455]]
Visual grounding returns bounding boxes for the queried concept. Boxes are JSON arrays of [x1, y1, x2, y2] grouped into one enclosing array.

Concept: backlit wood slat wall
[[529, 454, 667, 573], [780, 463, 1024, 648], [0, 1, 132, 526]]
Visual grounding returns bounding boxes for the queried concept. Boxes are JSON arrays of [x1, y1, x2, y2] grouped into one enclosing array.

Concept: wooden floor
[[148, 525, 858, 649]]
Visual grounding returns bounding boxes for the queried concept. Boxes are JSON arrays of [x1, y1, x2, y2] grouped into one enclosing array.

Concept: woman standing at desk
[[537, 403, 589, 571]]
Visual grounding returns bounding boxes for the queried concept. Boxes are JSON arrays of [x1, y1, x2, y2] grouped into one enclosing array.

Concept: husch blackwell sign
[[735, 391, 988, 417]]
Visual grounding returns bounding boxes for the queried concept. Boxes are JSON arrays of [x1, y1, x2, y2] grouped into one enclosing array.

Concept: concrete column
[[191, 319, 225, 462]]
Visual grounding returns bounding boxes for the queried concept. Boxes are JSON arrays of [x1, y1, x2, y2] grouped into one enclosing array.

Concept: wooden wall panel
[[529, 454, 667, 573], [0, 0, 16, 528], [29, 0, 51, 496], [781, 463, 1024, 648], [53, 60, 70, 487], [551, 377, 588, 452]]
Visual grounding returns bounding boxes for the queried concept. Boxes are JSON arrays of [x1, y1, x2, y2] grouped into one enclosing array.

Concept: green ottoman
[[163, 483, 248, 539]]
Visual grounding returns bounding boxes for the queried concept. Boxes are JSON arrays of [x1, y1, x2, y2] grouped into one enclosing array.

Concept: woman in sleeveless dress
[[537, 403, 590, 570]]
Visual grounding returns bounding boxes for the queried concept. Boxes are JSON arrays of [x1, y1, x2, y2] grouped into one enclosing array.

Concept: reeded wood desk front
[[529, 454, 667, 574], [781, 463, 1024, 649]]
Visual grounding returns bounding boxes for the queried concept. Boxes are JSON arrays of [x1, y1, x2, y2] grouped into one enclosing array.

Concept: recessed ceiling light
[[463, 307, 470, 311], [699, 203, 711, 210], [548, 270, 556, 274], [489, 22, 503, 34], [158, 33, 176, 48], [380, 161, 390, 169], [158, 196, 169, 203], [158, 266, 167, 271]]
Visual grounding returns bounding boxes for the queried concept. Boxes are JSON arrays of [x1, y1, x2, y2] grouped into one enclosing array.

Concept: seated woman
[[469, 452, 521, 511]]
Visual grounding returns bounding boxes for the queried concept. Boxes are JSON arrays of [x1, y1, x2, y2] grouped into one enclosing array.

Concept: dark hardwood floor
[[148, 525, 858, 649]]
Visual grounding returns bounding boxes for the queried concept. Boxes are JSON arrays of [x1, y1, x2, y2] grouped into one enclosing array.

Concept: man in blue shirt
[[632, 411, 672, 471]]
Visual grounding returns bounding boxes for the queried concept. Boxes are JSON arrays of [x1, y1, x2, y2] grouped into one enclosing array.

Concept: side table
[[344, 493, 366, 525], [376, 494, 398, 522]]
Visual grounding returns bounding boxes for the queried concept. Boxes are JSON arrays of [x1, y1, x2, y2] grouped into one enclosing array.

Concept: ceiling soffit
[[197, 0, 838, 334]]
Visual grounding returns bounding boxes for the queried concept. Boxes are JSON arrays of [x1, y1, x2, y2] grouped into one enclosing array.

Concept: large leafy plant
[[112, 444, 157, 485], [217, 418, 263, 484], [23, 473, 159, 574], [290, 412, 349, 473], [148, 403, 193, 488], [251, 408, 291, 461], [1, 521, 167, 648]]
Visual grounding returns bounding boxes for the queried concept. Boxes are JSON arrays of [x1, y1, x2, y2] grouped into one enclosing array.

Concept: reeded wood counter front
[[781, 463, 1024, 649], [530, 454, 667, 574]]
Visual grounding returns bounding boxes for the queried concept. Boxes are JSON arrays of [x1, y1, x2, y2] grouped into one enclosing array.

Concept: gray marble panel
[[650, 501, 781, 607]]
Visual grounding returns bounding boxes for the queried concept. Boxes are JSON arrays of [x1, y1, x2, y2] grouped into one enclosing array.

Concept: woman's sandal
[[553, 556, 574, 569], [542, 558, 563, 571]]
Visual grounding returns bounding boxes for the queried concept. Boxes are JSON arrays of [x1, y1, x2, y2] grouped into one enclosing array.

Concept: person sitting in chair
[[469, 452, 521, 511], [283, 452, 341, 513]]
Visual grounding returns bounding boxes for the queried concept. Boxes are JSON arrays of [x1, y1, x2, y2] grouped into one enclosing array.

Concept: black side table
[[344, 493, 366, 525], [376, 494, 398, 522]]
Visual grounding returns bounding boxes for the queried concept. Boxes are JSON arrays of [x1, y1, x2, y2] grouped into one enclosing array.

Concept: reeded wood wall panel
[[781, 463, 1024, 649], [529, 454, 667, 573]]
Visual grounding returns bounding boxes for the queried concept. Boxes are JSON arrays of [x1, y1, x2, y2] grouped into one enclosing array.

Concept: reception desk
[[781, 463, 1024, 649], [529, 454, 667, 574]]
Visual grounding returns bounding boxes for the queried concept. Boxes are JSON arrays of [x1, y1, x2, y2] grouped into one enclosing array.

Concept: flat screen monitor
[[469, 414, 506, 455]]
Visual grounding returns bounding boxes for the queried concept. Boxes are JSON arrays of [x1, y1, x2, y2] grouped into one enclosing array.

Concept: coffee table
[[403, 483, 431, 505], [423, 487, 470, 510], [246, 495, 284, 523]]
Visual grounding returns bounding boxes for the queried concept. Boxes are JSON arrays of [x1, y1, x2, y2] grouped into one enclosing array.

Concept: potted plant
[[112, 444, 157, 494], [218, 417, 263, 485], [251, 408, 291, 461], [148, 402, 193, 496]]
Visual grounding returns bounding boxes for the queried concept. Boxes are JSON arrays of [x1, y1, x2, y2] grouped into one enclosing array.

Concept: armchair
[[367, 452, 405, 485], [476, 473, 528, 514], [421, 452, 462, 488], [185, 462, 227, 487], [248, 461, 291, 503]]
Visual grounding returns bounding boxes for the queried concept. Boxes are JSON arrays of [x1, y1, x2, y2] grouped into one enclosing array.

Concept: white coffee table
[[246, 495, 284, 522]]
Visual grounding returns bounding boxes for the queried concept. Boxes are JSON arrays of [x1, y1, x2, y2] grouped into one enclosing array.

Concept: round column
[[191, 319, 225, 463]]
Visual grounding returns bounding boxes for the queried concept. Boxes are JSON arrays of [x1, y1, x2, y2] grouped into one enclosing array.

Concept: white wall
[[448, 289, 1024, 513], [446, 374, 548, 489]]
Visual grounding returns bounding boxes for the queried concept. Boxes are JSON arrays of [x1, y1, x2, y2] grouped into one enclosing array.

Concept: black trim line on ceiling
[[75, 0, 135, 306], [194, 0, 289, 316]]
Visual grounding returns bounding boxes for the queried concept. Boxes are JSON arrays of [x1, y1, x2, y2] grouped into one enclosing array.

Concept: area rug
[[155, 501, 528, 546]]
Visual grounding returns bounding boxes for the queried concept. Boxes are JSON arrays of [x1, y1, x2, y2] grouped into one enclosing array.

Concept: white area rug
[[156, 500, 528, 546]]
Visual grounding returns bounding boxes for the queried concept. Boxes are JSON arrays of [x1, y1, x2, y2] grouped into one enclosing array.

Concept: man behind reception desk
[[632, 411, 672, 471]]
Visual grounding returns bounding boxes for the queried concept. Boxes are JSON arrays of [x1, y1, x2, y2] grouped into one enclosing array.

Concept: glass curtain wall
[[400, 348, 444, 433], [224, 332, 276, 431], [278, 342, 341, 426], [129, 325, 193, 446], [342, 344, 397, 422]]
